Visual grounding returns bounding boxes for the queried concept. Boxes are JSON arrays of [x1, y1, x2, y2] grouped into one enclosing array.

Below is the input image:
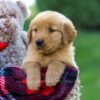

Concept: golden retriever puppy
[[22, 11, 78, 91]]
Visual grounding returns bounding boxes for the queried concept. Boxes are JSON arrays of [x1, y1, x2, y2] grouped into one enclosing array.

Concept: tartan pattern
[[0, 66, 78, 100]]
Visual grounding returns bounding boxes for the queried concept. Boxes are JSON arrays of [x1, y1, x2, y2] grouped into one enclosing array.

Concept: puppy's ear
[[63, 22, 77, 44], [28, 26, 32, 44], [16, 0, 28, 18]]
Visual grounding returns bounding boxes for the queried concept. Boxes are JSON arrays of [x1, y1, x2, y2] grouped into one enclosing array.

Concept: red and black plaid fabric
[[0, 66, 78, 100]]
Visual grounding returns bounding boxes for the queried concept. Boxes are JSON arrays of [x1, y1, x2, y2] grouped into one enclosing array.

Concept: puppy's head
[[28, 11, 77, 54]]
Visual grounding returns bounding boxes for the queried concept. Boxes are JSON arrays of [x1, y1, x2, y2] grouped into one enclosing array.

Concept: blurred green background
[[24, 0, 100, 100]]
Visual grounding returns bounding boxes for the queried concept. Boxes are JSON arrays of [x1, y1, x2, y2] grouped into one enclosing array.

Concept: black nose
[[36, 39, 44, 46]]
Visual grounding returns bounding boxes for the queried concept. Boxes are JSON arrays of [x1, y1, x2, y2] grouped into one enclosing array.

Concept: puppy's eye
[[32, 28, 37, 32], [48, 27, 56, 33]]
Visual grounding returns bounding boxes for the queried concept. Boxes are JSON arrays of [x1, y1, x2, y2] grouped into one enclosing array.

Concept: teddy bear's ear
[[16, 0, 28, 18]]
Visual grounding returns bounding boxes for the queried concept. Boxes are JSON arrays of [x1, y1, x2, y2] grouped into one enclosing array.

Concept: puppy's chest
[[37, 53, 65, 67], [38, 56, 52, 67], [32, 48, 71, 67]]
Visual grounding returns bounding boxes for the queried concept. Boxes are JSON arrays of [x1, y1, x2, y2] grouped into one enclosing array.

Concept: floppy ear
[[63, 22, 77, 44], [16, 0, 28, 18], [28, 27, 32, 44]]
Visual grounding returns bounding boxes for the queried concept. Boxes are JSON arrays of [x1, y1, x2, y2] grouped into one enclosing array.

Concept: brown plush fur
[[22, 11, 78, 91]]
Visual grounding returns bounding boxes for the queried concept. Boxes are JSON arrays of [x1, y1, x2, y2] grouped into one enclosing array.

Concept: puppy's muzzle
[[36, 39, 44, 47]]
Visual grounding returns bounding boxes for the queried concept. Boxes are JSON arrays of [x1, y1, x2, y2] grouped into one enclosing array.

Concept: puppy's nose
[[36, 39, 44, 46]]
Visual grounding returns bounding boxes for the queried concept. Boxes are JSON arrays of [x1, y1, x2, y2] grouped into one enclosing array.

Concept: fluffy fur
[[0, 0, 28, 68], [22, 11, 80, 100]]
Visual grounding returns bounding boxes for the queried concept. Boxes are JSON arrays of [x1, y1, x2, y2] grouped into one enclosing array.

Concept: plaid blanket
[[0, 66, 78, 100]]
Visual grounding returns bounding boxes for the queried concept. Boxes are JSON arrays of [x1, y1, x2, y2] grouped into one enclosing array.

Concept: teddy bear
[[0, 0, 28, 68]]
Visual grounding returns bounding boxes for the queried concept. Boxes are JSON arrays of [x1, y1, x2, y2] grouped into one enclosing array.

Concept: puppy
[[22, 11, 77, 90]]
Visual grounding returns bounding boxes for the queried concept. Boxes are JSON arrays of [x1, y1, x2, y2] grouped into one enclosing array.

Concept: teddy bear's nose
[[36, 39, 44, 46]]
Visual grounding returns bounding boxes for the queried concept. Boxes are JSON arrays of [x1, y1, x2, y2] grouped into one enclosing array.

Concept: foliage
[[75, 31, 100, 100], [24, 5, 38, 31], [36, 0, 100, 30]]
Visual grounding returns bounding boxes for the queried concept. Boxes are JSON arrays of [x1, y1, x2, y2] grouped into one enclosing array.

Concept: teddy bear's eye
[[9, 14, 16, 18], [0, 15, 3, 18], [0, 15, 6, 18], [48, 27, 56, 33]]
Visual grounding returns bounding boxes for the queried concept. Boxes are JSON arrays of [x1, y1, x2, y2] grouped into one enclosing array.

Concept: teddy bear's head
[[0, 0, 28, 50]]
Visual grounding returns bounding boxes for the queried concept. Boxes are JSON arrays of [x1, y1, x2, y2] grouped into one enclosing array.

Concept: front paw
[[27, 78, 40, 90], [45, 73, 60, 87]]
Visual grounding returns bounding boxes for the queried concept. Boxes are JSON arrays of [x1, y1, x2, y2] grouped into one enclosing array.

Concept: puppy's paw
[[45, 73, 60, 87], [22, 62, 41, 90], [27, 78, 40, 90]]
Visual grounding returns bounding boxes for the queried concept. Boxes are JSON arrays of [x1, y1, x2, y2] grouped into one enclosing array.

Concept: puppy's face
[[28, 11, 77, 54]]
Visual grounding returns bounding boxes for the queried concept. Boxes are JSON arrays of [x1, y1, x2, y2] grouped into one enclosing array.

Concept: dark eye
[[48, 27, 55, 33], [0, 15, 6, 18], [9, 14, 16, 18], [0, 16, 3, 18], [32, 28, 37, 32]]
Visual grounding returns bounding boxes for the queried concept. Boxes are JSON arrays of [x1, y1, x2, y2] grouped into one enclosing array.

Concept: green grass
[[75, 31, 100, 100]]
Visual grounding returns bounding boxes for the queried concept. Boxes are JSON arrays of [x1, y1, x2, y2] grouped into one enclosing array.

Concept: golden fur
[[22, 11, 78, 90]]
